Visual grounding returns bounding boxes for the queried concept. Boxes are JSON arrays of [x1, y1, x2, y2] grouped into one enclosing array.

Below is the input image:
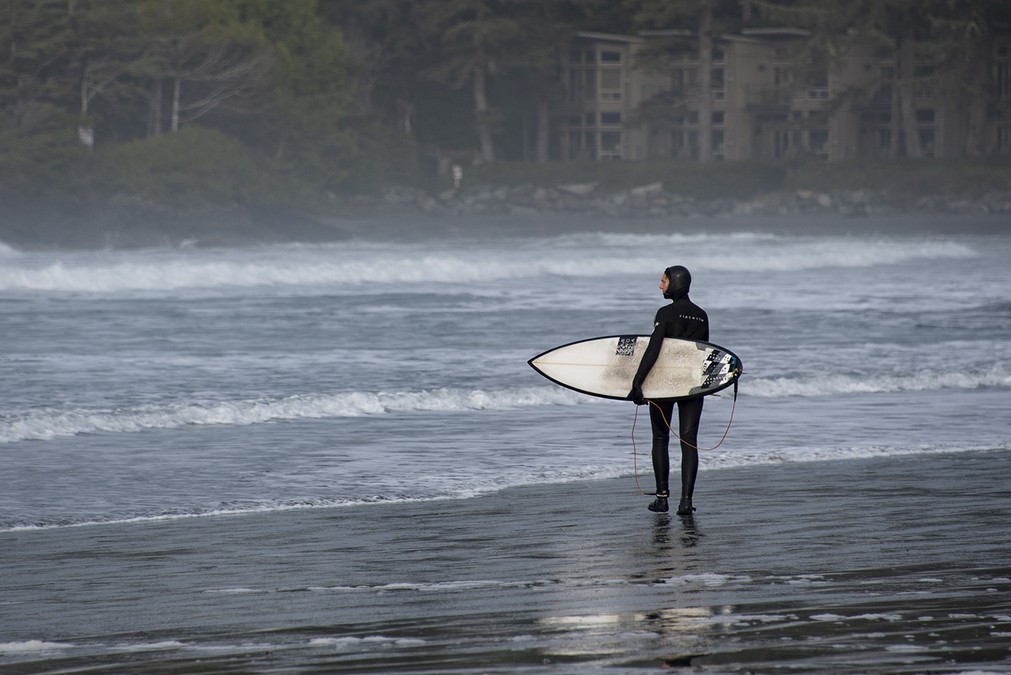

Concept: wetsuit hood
[[663, 265, 691, 301]]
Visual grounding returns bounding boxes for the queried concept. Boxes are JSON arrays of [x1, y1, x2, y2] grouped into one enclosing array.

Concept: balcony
[[744, 85, 792, 112]]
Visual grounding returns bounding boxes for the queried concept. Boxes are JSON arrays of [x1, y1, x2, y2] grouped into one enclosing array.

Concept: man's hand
[[629, 384, 646, 406]]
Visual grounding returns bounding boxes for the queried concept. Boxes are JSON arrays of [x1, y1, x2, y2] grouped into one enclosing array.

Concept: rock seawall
[[375, 183, 1011, 219]]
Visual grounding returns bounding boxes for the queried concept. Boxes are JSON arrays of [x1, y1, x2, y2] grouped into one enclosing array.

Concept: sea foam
[[0, 235, 978, 293], [3, 362, 1006, 444], [745, 364, 1011, 398], [0, 386, 589, 443]]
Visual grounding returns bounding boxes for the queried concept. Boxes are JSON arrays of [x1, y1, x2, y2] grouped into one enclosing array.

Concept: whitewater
[[1, 225, 1009, 531]]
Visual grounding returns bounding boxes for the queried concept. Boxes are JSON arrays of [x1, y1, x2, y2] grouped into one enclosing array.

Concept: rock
[[630, 182, 663, 198], [849, 189, 873, 205], [557, 182, 598, 196]]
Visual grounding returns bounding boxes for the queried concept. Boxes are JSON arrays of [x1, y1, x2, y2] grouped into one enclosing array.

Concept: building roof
[[741, 27, 811, 38], [575, 31, 645, 45]]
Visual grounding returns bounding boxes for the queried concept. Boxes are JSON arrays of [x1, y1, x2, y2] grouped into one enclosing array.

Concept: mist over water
[[1, 221, 1009, 530]]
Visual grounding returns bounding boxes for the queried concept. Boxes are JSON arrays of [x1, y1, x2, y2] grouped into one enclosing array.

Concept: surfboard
[[528, 335, 741, 401]]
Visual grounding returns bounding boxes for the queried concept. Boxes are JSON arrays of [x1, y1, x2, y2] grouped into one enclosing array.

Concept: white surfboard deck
[[528, 335, 741, 401]]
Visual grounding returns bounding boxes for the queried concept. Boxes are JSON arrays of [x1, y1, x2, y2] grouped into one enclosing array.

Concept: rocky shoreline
[[2, 182, 1009, 249], [375, 182, 1011, 219]]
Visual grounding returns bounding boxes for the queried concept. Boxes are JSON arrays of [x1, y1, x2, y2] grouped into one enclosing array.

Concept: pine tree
[[630, 0, 740, 162], [417, 0, 536, 164]]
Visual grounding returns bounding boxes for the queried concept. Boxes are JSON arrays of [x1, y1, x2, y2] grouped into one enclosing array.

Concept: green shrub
[[96, 127, 271, 207], [0, 107, 91, 194]]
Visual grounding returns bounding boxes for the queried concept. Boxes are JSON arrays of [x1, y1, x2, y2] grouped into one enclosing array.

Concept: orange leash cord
[[631, 380, 739, 496]]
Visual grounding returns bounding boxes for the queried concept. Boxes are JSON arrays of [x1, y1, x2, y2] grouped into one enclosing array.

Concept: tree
[[66, 0, 141, 120], [0, 0, 75, 127], [759, 0, 951, 159], [0, 0, 87, 185], [322, 0, 418, 120], [630, 0, 740, 162], [248, 0, 351, 163], [136, 0, 272, 134], [930, 0, 1011, 156], [417, 0, 536, 164]]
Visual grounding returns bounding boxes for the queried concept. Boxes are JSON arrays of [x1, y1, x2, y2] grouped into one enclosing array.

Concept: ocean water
[[3, 220, 1011, 674], [1, 225, 1009, 531]]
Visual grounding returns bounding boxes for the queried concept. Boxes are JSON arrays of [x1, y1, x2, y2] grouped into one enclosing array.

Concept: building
[[552, 29, 1011, 161]]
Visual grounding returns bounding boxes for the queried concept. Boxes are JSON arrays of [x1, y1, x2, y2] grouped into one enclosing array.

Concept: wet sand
[[3, 448, 1010, 673]]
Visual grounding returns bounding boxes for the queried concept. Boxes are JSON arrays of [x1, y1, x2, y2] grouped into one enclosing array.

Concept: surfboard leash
[[631, 378, 739, 496]]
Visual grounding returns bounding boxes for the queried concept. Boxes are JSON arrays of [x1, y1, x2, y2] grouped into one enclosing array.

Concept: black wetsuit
[[631, 288, 709, 499]]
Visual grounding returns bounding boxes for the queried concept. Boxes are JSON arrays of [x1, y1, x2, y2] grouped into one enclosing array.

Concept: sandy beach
[[3, 448, 1009, 674]]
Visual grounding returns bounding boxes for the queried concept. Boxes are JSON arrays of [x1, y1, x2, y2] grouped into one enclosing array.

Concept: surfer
[[629, 266, 708, 515]]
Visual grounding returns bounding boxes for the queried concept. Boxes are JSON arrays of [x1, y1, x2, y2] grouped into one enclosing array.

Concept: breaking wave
[[4, 362, 1006, 444], [745, 364, 1011, 398], [0, 234, 978, 293], [0, 386, 590, 444]]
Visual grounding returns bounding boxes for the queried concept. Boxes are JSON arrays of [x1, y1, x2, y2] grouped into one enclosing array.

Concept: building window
[[600, 131, 621, 159], [710, 67, 725, 100], [673, 68, 699, 92], [585, 50, 595, 64], [569, 50, 582, 64], [585, 112, 595, 125], [567, 70, 579, 104], [688, 111, 699, 125], [810, 130, 829, 159], [712, 130, 725, 160], [687, 130, 699, 160], [774, 131, 789, 159], [919, 128, 935, 157], [913, 65, 935, 97], [916, 109, 935, 123], [713, 48, 725, 62], [998, 125, 1011, 153], [879, 128, 891, 151], [997, 62, 1011, 100], [568, 130, 582, 159], [712, 111, 725, 125], [601, 112, 621, 125], [600, 69, 622, 101], [601, 51, 621, 63]]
